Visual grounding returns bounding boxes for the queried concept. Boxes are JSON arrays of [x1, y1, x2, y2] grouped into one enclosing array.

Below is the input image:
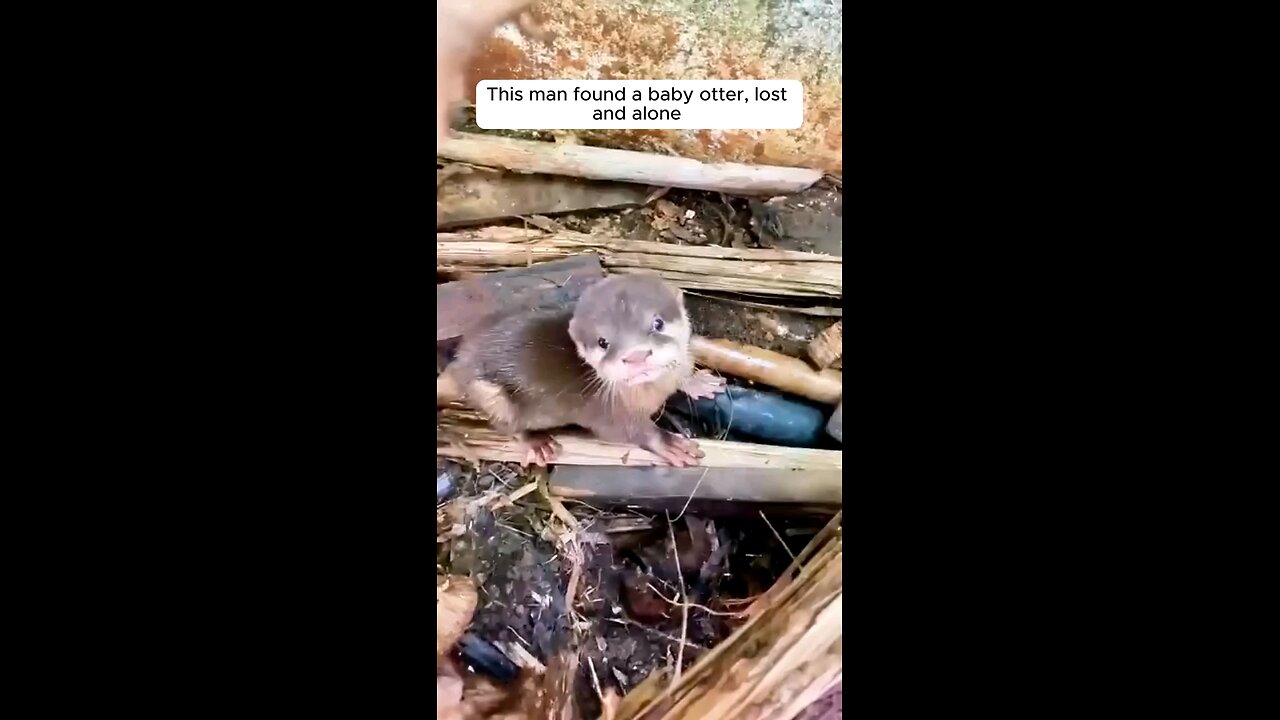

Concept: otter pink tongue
[[624, 363, 658, 382]]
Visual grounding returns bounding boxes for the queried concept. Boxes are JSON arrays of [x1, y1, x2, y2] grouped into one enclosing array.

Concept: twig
[[506, 478, 540, 502], [670, 467, 710, 522], [644, 186, 672, 204], [487, 466, 515, 489], [540, 470, 586, 625], [507, 625, 531, 648], [645, 583, 743, 617], [759, 511, 797, 563], [605, 618, 705, 650], [588, 656, 605, 704], [502, 641, 547, 674], [496, 522, 533, 538], [560, 498, 606, 513], [667, 511, 689, 686]]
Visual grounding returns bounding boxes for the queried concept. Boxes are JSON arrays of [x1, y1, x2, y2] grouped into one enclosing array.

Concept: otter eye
[[597, 337, 609, 350], [652, 317, 665, 332]]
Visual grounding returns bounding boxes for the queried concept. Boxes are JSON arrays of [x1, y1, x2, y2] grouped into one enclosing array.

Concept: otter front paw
[[643, 431, 705, 468], [518, 431, 562, 467], [680, 369, 726, 400]]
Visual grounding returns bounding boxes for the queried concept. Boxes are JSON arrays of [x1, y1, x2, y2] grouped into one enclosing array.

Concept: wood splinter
[[806, 320, 843, 370]]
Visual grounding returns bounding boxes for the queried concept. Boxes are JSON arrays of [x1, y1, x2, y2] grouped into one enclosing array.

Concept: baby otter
[[445, 274, 726, 466]]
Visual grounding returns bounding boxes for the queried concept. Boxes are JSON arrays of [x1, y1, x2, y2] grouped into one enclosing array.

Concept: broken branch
[[438, 132, 824, 196]]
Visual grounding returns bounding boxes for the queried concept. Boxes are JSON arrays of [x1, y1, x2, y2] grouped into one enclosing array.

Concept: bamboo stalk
[[551, 465, 842, 509], [436, 407, 842, 471], [438, 132, 823, 196], [435, 231, 840, 262], [435, 264, 838, 297], [435, 232, 841, 298], [689, 336, 843, 405]]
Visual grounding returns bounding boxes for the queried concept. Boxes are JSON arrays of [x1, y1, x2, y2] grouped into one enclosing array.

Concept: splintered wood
[[615, 515, 843, 720], [806, 321, 843, 370]]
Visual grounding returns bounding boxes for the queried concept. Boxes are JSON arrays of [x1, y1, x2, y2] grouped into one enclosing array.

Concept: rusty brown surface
[[464, 0, 842, 174]]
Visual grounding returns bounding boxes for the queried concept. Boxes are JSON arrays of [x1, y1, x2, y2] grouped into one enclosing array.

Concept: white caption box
[[475, 80, 804, 130]]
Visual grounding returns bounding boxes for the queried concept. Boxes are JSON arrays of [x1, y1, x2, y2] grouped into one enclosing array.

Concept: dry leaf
[[437, 575, 478, 656]]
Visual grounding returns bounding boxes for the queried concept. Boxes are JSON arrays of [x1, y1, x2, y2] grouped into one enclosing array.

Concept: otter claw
[[520, 433, 562, 467], [681, 369, 727, 400], [646, 431, 704, 468]]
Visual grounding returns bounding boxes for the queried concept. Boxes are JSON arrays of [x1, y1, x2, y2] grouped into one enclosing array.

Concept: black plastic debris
[[437, 470, 456, 502], [456, 632, 520, 682]]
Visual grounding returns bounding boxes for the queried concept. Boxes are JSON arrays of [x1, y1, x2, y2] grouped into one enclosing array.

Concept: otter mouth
[[622, 362, 675, 385]]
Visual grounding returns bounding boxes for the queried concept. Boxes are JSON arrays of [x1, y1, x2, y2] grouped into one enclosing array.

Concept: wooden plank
[[435, 256, 604, 343], [435, 231, 842, 298], [436, 407, 842, 471], [438, 132, 824, 196], [436, 172, 650, 228], [550, 465, 841, 513], [436, 231, 841, 263]]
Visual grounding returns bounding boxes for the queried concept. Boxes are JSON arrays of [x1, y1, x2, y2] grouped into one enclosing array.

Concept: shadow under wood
[[551, 465, 840, 518], [437, 172, 650, 228]]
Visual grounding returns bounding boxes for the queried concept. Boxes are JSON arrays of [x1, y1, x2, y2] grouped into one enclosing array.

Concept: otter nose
[[623, 349, 652, 364]]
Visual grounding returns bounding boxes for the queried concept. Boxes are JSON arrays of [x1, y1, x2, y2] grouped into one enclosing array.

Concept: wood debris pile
[[437, 109, 842, 720]]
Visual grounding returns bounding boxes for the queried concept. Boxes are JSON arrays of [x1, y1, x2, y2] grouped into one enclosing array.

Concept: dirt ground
[[438, 457, 835, 718]]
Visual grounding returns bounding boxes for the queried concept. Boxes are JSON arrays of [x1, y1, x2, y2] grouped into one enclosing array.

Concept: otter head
[[568, 274, 691, 387]]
